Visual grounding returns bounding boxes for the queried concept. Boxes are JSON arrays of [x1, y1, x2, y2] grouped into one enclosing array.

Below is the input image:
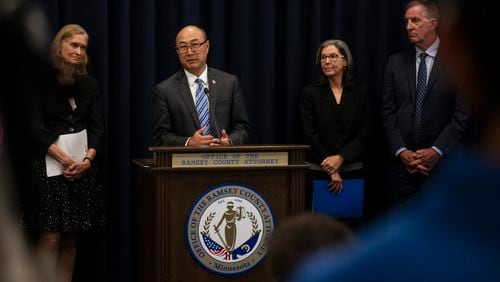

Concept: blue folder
[[312, 179, 364, 218]]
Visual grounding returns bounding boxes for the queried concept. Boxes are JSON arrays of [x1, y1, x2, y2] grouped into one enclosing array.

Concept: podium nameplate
[[172, 152, 288, 168]]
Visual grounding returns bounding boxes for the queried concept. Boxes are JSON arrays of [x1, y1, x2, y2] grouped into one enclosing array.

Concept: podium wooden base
[[133, 145, 309, 281]]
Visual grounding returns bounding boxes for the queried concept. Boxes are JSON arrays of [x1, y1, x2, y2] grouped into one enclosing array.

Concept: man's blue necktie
[[195, 78, 210, 135], [414, 52, 428, 141]]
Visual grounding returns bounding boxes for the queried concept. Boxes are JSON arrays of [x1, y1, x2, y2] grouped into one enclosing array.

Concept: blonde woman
[[24, 24, 105, 282]]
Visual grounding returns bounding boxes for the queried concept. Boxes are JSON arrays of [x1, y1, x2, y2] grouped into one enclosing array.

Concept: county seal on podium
[[186, 183, 275, 276]]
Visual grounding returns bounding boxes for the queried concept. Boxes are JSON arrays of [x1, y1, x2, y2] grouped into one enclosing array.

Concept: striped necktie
[[195, 78, 210, 135]]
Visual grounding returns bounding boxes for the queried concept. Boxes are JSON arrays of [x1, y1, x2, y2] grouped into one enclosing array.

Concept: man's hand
[[218, 129, 232, 146], [188, 127, 216, 147], [399, 149, 424, 174], [399, 148, 440, 176], [415, 148, 441, 173], [209, 129, 232, 146], [408, 158, 429, 176]]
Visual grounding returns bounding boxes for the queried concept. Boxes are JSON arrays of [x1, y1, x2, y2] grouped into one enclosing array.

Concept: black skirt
[[23, 154, 105, 232]]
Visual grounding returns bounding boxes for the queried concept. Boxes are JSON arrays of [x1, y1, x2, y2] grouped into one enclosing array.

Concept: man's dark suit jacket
[[380, 49, 469, 155], [152, 67, 250, 146]]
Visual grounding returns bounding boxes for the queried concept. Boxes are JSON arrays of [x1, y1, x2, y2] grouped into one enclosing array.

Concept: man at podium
[[152, 25, 250, 147]]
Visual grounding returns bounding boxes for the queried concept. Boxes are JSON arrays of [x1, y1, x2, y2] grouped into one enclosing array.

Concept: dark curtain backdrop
[[30, 0, 410, 281]]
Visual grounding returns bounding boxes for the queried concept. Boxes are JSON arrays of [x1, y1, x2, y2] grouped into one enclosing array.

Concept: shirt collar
[[416, 37, 439, 58], [184, 65, 209, 88]]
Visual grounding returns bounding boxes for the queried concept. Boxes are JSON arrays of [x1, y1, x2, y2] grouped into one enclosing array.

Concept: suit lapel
[[406, 50, 417, 106], [176, 71, 200, 128], [207, 68, 218, 136], [207, 68, 218, 112], [426, 53, 441, 95]]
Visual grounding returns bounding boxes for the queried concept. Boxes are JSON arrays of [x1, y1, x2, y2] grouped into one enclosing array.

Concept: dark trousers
[[385, 157, 430, 208]]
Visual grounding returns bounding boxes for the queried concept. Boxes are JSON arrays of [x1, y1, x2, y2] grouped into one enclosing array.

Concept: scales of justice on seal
[[212, 202, 247, 257], [187, 184, 273, 276], [133, 145, 309, 281]]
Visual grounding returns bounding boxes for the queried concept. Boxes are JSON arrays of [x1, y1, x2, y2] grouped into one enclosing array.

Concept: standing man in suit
[[153, 25, 250, 147], [290, 1, 500, 281], [380, 0, 469, 206]]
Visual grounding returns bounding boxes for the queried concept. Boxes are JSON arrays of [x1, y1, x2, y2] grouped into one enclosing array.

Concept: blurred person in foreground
[[380, 0, 469, 207], [0, 0, 51, 212], [22, 24, 105, 282], [1, 167, 56, 282], [290, 0, 500, 281], [1, 0, 57, 281], [266, 213, 355, 282], [152, 25, 250, 147]]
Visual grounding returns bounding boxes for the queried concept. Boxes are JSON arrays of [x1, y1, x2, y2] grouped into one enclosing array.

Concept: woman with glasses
[[23, 24, 105, 282], [301, 39, 372, 194]]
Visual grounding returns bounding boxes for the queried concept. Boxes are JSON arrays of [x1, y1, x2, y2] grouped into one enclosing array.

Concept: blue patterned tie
[[414, 52, 428, 142], [195, 78, 210, 135]]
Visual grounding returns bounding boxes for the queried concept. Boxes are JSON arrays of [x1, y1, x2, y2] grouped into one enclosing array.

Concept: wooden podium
[[133, 145, 309, 282]]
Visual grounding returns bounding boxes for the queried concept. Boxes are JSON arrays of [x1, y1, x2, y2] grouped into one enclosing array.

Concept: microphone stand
[[204, 88, 221, 139]]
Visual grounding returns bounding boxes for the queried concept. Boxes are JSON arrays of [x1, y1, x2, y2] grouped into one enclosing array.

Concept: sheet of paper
[[45, 129, 88, 177]]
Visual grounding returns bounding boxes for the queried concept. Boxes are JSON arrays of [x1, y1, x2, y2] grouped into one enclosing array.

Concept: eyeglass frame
[[320, 53, 344, 63], [175, 39, 209, 54]]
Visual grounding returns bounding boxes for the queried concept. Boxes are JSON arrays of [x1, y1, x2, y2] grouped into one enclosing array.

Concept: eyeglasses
[[176, 40, 208, 54], [320, 53, 344, 62]]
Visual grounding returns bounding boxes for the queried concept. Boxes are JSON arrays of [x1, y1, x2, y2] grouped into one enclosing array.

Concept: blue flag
[[232, 231, 261, 259]]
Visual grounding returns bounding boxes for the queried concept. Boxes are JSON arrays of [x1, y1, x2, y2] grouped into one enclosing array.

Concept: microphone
[[203, 88, 221, 139]]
